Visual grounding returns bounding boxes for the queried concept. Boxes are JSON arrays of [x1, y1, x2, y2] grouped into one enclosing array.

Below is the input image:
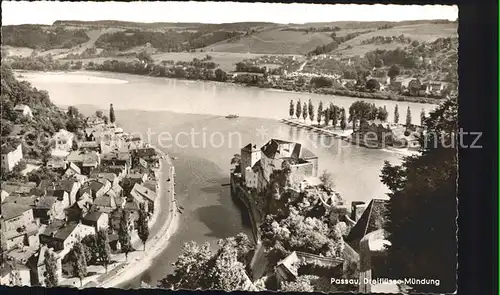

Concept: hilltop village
[[1, 104, 172, 287], [227, 139, 392, 293]]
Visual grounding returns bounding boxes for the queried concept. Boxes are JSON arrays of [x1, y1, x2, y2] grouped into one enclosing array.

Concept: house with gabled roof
[[92, 190, 117, 214], [239, 139, 319, 193], [79, 179, 111, 200], [53, 180, 80, 206], [65, 192, 93, 223], [14, 104, 33, 119], [1, 203, 40, 251], [129, 183, 156, 213], [1, 143, 23, 174], [39, 221, 95, 255], [51, 129, 74, 157], [26, 245, 63, 286], [82, 211, 109, 231], [275, 251, 344, 286], [345, 199, 389, 253]]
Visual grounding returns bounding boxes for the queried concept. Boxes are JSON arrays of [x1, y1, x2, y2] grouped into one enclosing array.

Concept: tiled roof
[[261, 139, 301, 160], [83, 211, 103, 223], [1, 143, 21, 154], [53, 222, 79, 241], [3, 195, 38, 207], [299, 147, 317, 159], [35, 196, 57, 209], [345, 199, 389, 251], [1, 203, 31, 220], [54, 180, 77, 193], [130, 183, 156, 202]]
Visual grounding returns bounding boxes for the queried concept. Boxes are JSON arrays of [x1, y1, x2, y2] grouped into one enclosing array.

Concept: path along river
[[19, 70, 437, 288]]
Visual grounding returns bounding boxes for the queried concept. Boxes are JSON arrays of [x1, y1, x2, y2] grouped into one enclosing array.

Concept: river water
[[20, 71, 437, 288]]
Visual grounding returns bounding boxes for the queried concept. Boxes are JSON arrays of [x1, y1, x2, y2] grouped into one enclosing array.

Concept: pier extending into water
[[280, 118, 352, 140]]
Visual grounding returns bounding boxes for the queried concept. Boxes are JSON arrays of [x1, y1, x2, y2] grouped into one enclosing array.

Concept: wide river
[[20, 71, 437, 288]]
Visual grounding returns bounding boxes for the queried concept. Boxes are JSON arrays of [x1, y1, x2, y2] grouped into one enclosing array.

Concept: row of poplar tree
[[289, 99, 427, 128]]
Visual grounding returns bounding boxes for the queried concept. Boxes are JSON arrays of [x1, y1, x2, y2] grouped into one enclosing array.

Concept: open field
[[204, 29, 333, 55], [3, 46, 34, 58], [153, 51, 270, 72], [335, 23, 458, 56]]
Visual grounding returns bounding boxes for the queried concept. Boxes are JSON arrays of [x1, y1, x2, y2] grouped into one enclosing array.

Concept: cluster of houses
[[0, 114, 161, 286], [232, 139, 395, 293]]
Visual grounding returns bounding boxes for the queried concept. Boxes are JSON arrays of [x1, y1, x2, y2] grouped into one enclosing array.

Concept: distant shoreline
[[13, 69, 440, 105]]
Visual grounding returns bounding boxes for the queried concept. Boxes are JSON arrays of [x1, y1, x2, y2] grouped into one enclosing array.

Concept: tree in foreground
[[420, 108, 426, 126], [295, 99, 302, 119], [394, 104, 400, 124], [96, 229, 112, 273], [317, 101, 323, 125], [44, 249, 59, 287], [380, 98, 457, 293], [8, 262, 22, 286], [302, 102, 307, 122], [377, 106, 389, 121], [280, 276, 314, 292], [330, 104, 338, 127], [308, 99, 315, 123], [387, 64, 401, 81], [289, 100, 294, 118], [81, 234, 98, 264], [71, 241, 88, 287], [319, 170, 334, 191], [137, 203, 150, 251], [109, 103, 115, 124], [405, 106, 412, 127], [118, 209, 133, 261], [159, 234, 252, 291], [340, 108, 347, 131]]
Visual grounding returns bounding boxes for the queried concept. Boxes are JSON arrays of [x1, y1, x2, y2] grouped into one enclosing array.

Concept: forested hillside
[[2, 25, 90, 50], [0, 64, 85, 159]]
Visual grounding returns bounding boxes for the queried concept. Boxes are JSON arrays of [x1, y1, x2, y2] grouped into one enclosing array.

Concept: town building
[[82, 211, 109, 231], [13, 104, 33, 119], [240, 139, 318, 193], [53, 180, 81, 206], [275, 251, 344, 287], [26, 245, 63, 286], [1, 203, 40, 251], [0, 262, 31, 286], [79, 179, 111, 200], [67, 151, 100, 175], [39, 221, 95, 254], [129, 183, 156, 213], [46, 157, 67, 171], [51, 129, 74, 157], [1, 143, 23, 174]]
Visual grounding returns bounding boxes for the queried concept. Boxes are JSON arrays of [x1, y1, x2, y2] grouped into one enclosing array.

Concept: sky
[[2, 2, 458, 25]]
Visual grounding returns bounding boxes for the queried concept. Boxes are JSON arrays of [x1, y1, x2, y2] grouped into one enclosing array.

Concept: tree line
[[288, 99, 425, 129], [2, 25, 89, 50], [95, 30, 241, 52]]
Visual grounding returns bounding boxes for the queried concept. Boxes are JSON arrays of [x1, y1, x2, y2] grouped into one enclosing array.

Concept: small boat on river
[[225, 114, 239, 119]]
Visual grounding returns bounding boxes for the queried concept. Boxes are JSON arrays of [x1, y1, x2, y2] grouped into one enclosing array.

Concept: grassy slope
[[4, 21, 458, 62], [334, 23, 458, 57], [204, 29, 333, 55]]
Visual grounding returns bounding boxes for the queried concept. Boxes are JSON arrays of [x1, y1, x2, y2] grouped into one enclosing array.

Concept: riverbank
[[12, 67, 440, 105], [96, 149, 179, 288], [280, 118, 421, 157]]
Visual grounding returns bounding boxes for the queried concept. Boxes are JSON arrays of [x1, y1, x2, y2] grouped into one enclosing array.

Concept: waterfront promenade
[[72, 149, 179, 288]]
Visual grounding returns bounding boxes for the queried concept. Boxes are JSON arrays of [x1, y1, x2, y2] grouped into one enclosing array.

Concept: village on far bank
[[0, 104, 169, 288]]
